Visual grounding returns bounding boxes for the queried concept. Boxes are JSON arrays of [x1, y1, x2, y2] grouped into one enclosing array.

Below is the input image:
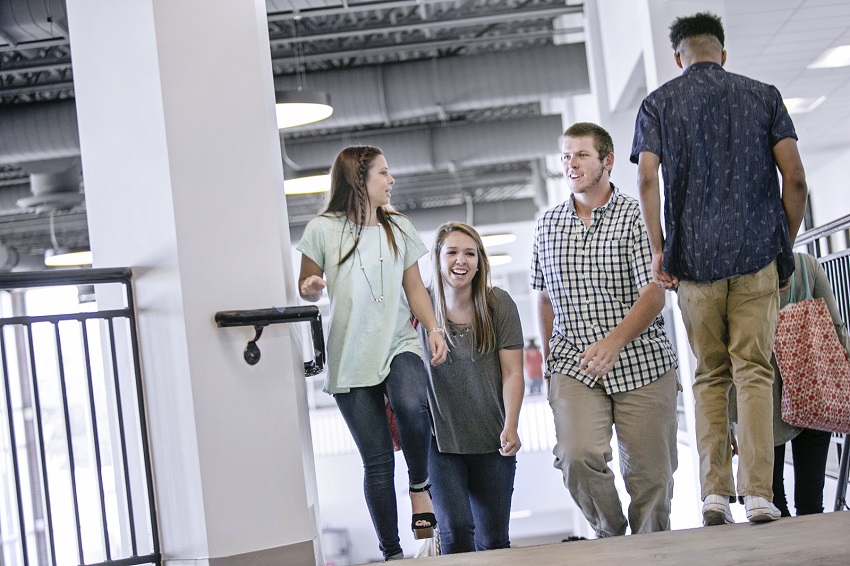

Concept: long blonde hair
[[430, 222, 496, 354]]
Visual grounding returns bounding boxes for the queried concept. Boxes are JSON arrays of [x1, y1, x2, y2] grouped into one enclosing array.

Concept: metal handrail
[[797, 216, 850, 512], [0, 266, 160, 566], [795, 212, 850, 248], [214, 305, 325, 376], [0, 267, 133, 288]]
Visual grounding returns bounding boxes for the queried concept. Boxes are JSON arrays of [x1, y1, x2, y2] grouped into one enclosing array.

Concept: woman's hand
[[428, 330, 447, 366], [499, 427, 521, 456], [299, 274, 326, 302], [299, 255, 326, 302]]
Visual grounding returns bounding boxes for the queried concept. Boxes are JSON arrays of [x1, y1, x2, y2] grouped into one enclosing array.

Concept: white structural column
[[65, 1, 321, 564]]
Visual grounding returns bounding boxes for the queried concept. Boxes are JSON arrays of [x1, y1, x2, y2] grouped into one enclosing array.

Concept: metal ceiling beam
[[0, 81, 73, 97], [269, 5, 582, 46], [271, 27, 582, 66], [0, 27, 16, 48], [0, 59, 72, 78], [0, 37, 67, 53], [267, 0, 451, 22]]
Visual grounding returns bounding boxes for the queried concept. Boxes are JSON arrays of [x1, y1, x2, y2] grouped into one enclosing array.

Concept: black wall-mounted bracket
[[214, 305, 325, 376]]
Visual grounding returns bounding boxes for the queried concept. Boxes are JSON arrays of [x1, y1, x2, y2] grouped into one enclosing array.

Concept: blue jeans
[[335, 351, 432, 560], [428, 436, 516, 554]]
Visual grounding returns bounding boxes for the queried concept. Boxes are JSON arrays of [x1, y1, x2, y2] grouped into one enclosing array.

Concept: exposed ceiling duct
[[16, 156, 83, 212], [0, 100, 80, 165], [284, 114, 565, 175], [0, 0, 589, 263], [276, 43, 588, 133]]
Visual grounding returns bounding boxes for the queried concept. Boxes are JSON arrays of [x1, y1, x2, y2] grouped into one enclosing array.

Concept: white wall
[[803, 144, 850, 243]]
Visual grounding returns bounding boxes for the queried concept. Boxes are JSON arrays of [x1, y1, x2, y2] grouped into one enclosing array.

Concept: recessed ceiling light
[[284, 174, 330, 195], [481, 233, 517, 247], [489, 254, 512, 266], [807, 45, 850, 69], [783, 96, 826, 115]]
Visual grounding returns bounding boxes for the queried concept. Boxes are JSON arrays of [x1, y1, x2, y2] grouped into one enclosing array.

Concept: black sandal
[[410, 484, 437, 540]]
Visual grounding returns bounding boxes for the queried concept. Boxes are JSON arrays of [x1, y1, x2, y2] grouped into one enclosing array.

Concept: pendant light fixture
[[284, 172, 331, 195], [275, 89, 333, 129], [276, 19, 333, 129], [45, 248, 93, 267]]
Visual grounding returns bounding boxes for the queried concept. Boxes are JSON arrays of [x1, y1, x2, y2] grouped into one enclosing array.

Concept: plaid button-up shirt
[[531, 185, 677, 393]]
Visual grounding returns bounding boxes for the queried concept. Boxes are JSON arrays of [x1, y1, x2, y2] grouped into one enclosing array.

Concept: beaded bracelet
[[427, 327, 446, 337]]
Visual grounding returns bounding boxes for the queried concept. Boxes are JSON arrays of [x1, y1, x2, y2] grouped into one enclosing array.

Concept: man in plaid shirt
[[532, 122, 679, 537]]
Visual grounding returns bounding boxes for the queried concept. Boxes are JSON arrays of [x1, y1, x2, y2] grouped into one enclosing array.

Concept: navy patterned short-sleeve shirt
[[630, 61, 797, 283]]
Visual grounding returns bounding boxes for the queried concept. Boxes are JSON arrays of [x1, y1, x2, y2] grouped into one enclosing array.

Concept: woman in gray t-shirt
[[421, 222, 525, 554]]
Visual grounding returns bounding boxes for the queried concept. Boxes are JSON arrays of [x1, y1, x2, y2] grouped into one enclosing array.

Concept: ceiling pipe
[[284, 114, 564, 177], [16, 156, 83, 212], [0, 0, 68, 52], [0, 100, 80, 166], [0, 244, 45, 272]]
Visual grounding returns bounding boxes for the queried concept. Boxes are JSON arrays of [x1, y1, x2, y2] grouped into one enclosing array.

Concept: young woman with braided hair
[[297, 145, 447, 561]]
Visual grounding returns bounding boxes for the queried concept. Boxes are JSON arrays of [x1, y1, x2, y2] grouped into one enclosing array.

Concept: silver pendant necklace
[[349, 220, 384, 303]]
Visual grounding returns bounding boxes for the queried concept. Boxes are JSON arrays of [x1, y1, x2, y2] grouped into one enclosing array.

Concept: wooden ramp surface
[[409, 511, 850, 566]]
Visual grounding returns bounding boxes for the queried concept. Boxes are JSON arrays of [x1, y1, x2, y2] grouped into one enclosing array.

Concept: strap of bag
[[788, 254, 812, 304]]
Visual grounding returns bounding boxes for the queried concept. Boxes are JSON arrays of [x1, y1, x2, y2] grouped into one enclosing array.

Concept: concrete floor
[[408, 511, 850, 566]]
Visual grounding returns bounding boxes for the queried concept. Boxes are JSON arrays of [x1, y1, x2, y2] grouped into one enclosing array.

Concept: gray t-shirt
[[419, 287, 523, 454]]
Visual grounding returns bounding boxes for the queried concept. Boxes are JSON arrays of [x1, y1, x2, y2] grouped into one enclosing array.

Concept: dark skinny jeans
[[335, 352, 432, 560], [773, 428, 832, 516]]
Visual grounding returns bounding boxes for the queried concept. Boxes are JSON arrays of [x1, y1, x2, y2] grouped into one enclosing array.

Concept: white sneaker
[[702, 494, 734, 526], [744, 495, 781, 522]]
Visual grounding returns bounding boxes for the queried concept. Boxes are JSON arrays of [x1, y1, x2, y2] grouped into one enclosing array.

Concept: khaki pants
[[549, 368, 679, 537], [678, 261, 779, 500]]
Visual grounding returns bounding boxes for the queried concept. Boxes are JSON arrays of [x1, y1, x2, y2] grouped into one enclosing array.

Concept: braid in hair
[[355, 148, 371, 228], [322, 145, 404, 265]]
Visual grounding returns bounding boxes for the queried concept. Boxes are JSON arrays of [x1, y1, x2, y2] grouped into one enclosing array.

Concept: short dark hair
[[669, 12, 724, 50], [563, 122, 614, 160]]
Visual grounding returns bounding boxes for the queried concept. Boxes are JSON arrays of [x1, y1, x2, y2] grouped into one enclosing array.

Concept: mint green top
[[297, 213, 428, 394]]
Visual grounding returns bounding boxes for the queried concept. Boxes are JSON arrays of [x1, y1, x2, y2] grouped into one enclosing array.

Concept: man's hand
[[652, 252, 679, 291], [578, 335, 626, 378]]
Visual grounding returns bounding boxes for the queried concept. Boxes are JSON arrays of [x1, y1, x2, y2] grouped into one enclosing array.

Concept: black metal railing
[[0, 268, 159, 566], [795, 213, 850, 512], [214, 305, 325, 376]]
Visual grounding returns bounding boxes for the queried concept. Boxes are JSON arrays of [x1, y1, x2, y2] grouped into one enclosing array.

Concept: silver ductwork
[[16, 156, 83, 212], [276, 43, 588, 131], [0, 100, 80, 165], [284, 114, 565, 176], [0, 45, 585, 178], [0, 0, 67, 48]]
